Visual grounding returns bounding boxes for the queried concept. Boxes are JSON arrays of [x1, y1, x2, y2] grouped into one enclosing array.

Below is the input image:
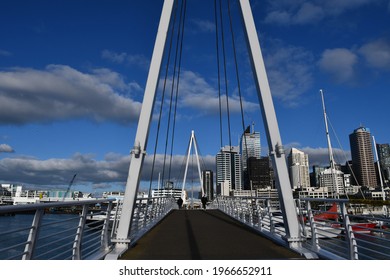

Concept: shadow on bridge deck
[[119, 209, 305, 260]]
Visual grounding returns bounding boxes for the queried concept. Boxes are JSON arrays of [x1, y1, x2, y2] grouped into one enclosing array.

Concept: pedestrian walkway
[[119, 209, 305, 260]]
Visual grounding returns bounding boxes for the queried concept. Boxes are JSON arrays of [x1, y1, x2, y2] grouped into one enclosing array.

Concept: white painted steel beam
[[238, 0, 302, 246], [110, 0, 176, 255]]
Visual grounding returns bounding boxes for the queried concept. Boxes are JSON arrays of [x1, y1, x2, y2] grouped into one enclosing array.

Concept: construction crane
[[62, 173, 77, 202]]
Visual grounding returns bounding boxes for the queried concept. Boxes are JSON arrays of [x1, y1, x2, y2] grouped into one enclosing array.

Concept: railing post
[[249, 199, 254, 227], [23, 209, 44, 260], [340, 202, 359, 260], [72, 204, 88, 260], [101, 201, 113, 250], [306, 201, 319, 250], [111, 200, 122, 239]]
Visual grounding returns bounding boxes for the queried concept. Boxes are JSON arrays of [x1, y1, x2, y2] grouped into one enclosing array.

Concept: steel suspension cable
[[227, 0, 251, 191], [148, 1, 179, 195], [218, 0, 233, 148], [227, 0, 247, 137], [168, 0, 187, 181], [162, 0, 186, 185], [214, 0, 223, 148]]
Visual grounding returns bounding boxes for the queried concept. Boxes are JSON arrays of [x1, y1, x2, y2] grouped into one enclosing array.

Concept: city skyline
[[1, 0, 390, 193]]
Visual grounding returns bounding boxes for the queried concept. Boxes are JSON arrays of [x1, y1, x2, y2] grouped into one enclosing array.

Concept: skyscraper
[[216, 146, 242, 195], [287, 148, 310, 189], [377, 143, 390, 183], [349, 126, 377, 187], [202, 170, 214, 200], [245, 156, 274, 190], [240, 125, 261, 172]]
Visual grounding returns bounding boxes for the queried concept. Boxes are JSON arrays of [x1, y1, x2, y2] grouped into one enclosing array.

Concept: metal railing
[[111, 196, 177, 246], [299, 198, 390, 260], [0, 199, 115, 260], [0, 196, 177, 260], [211, 196, 390, 260]]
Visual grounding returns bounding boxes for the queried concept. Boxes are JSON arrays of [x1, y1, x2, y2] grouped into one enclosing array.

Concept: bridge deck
[[119, 209, 304, 260]]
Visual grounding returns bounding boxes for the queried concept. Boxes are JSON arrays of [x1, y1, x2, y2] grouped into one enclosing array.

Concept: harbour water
[[0, 213, 84, 260]]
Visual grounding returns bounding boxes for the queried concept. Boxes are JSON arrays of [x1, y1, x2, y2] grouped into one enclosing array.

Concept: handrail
[[0, 198, 113, 213], [0, 196, 177, 260], [211, 195, 390, 260]]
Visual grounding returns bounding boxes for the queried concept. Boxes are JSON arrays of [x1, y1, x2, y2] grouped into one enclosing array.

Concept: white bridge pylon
[[181, 130, 205, 201]]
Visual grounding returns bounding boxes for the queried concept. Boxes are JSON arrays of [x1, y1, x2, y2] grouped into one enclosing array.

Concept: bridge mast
[[238, 0, 301, 246], [107, 0, 176, 258]]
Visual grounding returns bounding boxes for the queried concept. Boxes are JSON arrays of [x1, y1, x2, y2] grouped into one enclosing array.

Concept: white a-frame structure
[[181, 130, 205, 201], [110, 0, 302, 257]]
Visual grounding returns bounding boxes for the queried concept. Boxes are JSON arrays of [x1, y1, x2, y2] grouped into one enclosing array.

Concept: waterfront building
[[287, 148, 310, 190], [240, 125, 261, 172], [310, 165, 326, 187], [202, 170, 214, 200], [349, 127, 377, 187], [298, 187, 330, 199], [244, 156, 274, 190], [152, 188, 186, 200], [319, 168, 346, 196], [377, 143, 390, 183], [216, 145, 242, 195]]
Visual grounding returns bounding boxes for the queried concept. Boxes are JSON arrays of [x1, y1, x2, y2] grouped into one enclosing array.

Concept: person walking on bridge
[[201, 196, 207, 209]]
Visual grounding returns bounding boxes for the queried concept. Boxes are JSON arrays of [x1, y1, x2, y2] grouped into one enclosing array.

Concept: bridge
[[1, 195, 390, 260], [1, 0, 390, 262], [118, 210, 304, 260]]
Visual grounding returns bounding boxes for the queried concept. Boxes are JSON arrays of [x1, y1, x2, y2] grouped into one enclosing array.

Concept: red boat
[[314, 203, 377, 233]]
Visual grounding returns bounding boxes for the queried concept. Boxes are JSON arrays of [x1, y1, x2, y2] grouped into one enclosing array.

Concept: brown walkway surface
[[119, 209, 305, 260]]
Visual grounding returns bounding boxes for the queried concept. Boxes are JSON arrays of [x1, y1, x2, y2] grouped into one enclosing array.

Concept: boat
[[313, 202, 377, 233]]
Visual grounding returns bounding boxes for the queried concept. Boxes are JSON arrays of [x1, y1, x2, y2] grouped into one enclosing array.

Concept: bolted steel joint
[[131, 142, 141, 158], [275, 143, 285, 158]]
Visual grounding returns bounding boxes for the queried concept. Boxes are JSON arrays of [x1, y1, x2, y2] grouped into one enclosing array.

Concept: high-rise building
[[202, 170, 214, 200], [319, 168, 345, 196], [216, 146, 242, 195], [349, 126, 377, 187], [240, 125, 261, 172], [245, 156, 274, 190], [377, 143, 390, 183], [287, 148, 310, 189], [310, 165, 326, 187]]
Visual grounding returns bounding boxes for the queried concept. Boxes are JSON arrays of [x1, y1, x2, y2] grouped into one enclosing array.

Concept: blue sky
[[1, 0, 390, 194]]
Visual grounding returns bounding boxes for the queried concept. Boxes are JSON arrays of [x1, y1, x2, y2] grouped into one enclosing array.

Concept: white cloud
[[101, 49, 150, 69], [300, 146, 351, 167], [0, 144, 14, 153], [0, 65, 142, 125], [265, 0, 381, 25], [318, 48, 358, 84], [0, 152, 216, 188], [263, 42, 314, 106], [293, 3, 325, 24], [0, 49, 12, 57], [359, 39, 390, 70], [318, 39, 390, 83], [161, 70, 259, 115], [191, 19, 215, 33], [285, 145, 351, 167]]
